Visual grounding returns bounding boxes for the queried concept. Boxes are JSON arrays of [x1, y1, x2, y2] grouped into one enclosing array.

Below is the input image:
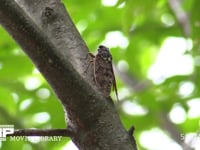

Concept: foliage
[[0, 0, 200, 149]]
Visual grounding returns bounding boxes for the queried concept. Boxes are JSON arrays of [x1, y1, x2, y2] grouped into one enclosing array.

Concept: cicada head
[[97, 45, 112, 63]]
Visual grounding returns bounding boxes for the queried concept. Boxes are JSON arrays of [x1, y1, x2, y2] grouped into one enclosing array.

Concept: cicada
[[87, 45, 119, 101]]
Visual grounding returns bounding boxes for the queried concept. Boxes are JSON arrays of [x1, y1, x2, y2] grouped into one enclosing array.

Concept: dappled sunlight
[[103, 31, 129, 49], [169, 103, 186, 124], [33, 112, 50, 124], [148, 37, 193, 84], [76, 20, 88, 34], [161, 13, 175, 27], [122, 100, 148, 116], [117, 60, 129, 72], [62, 140, 78, 150], [11, 92, 19, 103], [24, 77, 42, 91], [101, 0, 118, 7], [140, 128, 182, 150], [178, 81, 195, 98], [36, 88, 50, 100], [183, 133, 200, 150], [117, 87, 131, 100], [187, 98, 200, 118], [19, 98, 32, 111]]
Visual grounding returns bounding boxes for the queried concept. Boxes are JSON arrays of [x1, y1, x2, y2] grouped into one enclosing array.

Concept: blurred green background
[[0, 0, 200, 149]]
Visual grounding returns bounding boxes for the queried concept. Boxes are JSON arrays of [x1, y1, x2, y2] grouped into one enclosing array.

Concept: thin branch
[[114, 65, 151, 92], [168, 0, 191, 37], [8, 129, 73, 137], [160, 112, 193, 150]]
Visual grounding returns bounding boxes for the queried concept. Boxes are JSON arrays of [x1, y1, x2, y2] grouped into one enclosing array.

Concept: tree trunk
[[0, 0, 137, 149]]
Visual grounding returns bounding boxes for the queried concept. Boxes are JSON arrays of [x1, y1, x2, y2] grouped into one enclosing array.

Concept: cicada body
[[88, 45, 118, 101]]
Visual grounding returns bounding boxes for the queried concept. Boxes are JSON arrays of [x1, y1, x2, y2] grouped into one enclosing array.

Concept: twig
[[160, 112, 193, 150], [114, 65, 151, 92], [168, 0, 191, 37]]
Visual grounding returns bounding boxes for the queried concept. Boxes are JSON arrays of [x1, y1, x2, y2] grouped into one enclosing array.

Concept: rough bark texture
[[0, 0, 137, 150]]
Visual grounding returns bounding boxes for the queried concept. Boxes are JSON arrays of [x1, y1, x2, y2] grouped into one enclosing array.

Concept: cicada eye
[[101, 52, 112, 62]]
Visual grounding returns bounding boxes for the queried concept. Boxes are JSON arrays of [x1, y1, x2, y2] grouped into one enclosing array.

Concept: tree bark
[[0, 0, 137, 150]]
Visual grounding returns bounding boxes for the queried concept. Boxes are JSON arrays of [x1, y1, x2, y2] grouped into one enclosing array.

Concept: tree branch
[[0, 0, 137, 150], [168, 0, 191, 37], [160, 112, 193, 150], [114, 65, 151, 92]]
